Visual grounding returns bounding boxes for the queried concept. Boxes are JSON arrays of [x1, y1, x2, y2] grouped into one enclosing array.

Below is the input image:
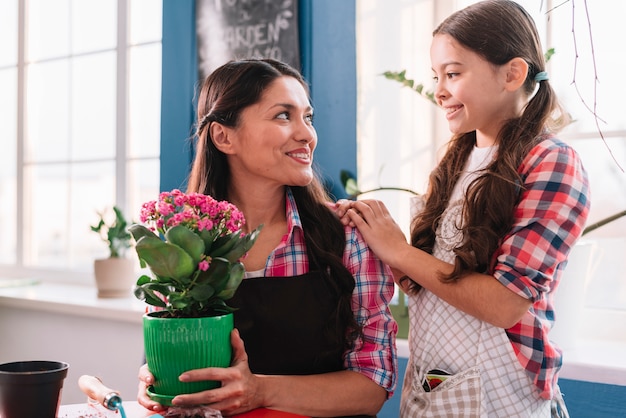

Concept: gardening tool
[[78, 375, 127, 417]]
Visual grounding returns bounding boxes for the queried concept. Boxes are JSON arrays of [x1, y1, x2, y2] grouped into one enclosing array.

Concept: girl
[[137, 58, 397, 417], [334, 1, 590, 416]]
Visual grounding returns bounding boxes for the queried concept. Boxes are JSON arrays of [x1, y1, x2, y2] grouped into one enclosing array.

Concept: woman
[[137, 58, 397, 417]]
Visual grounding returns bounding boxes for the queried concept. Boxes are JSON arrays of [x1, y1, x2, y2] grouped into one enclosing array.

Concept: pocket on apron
[[401, 366, 483, 418]]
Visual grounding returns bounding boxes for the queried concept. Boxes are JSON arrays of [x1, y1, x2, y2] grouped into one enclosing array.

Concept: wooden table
[[58, 401, 309, 417]]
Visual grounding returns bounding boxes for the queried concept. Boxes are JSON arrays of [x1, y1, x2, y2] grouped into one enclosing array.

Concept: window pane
[[23, 164, 70, 267], [0, 0, 17, 67], [24, 161, 116, 269], [568, 137, 626, 238], [549, 1, 626, 133], [0, 69, 17, 264], [128, 159, 160, 220], [71, 0, 117, 54], [71, 162, 117, 268], [27, 0, 71, 61], [130, 0, 163, 44], [71, 52, 116, 160], [129, 44, 161, 158], [26, 60, 70, 162]]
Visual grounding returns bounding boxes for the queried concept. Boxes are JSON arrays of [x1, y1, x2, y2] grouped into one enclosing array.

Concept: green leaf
[[129, 224, 158, 242], [217, 262, 245, 300], [134, 235, 195, 280], [188, 282, 216, 301], [210, 233, 242, 257], [344, 178, 360, 196], [201, 257, 232, 294], [198, 228, 219, 253], [340, 169, 356, 189], [165, 225, 205, 264], [222, 226, 263, 262], [134, 285, 167, 308], [169, 293, 189, 310], [136, 274, 152, 286]]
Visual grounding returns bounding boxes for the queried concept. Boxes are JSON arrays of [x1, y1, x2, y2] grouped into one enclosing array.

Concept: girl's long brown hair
[[187, 59, 362, 350], [405, 0, 569, 293]]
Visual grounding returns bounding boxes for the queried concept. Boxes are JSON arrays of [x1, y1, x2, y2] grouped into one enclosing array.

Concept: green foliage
[[381, 70, 436, 104], [340, 169, 419, 200], [130, 223, 262, 318], [90, 206, 132, 258]]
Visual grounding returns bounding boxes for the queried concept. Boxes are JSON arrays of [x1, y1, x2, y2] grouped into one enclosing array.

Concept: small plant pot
[[143, 312, 234, 406], [0, 360, 69, 418], [94, 258, 135, 298]]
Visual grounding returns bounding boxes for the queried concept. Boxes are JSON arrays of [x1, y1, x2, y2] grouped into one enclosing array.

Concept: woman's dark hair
[[405, 0, 569, 293], [187, 58, 361, 350]]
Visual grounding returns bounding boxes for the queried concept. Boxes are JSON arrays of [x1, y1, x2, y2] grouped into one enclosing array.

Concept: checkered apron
[[400, 199, 564, 417]]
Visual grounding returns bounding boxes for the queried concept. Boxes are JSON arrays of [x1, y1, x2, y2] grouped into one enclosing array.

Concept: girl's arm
[[342, 203, 530, 328]]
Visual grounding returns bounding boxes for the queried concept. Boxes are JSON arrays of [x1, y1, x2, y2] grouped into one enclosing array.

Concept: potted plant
[[129, 189, 262, 406], [90, 206, 135, 298]]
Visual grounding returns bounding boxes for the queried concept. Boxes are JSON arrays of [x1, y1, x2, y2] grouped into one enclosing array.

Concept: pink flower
[[198, 260, 209, 271]]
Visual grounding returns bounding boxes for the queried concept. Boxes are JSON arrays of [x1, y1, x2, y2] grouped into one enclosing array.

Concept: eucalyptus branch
[[381, 70, 436, 104], [582, 209, 626, 236], [350, 187, 419, 199]]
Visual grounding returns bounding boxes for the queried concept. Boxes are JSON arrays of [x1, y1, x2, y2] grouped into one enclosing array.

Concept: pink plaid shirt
[[493, 137, 590, 398], [256, 188, 398, 394]]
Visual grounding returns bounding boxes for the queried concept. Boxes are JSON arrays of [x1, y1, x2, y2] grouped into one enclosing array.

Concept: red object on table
[[58, 401, 309, 417], [234, 408, 309, 417]]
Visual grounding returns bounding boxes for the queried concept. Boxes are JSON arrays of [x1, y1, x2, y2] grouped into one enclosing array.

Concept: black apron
[[230, 271, 376, 418]]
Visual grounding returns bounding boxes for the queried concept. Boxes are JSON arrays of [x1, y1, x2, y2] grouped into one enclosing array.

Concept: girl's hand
[[171, 329, 263, 415], [343, 199, 410, 267], [137, 364, 166, 412], [327, 199, 356, 227]]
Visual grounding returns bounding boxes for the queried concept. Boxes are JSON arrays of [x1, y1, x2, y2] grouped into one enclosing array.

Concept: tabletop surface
[[58, 401, 309, 418]]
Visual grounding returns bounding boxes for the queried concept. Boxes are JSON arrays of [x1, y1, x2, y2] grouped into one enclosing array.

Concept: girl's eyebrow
[[432, 61, 463, 72]]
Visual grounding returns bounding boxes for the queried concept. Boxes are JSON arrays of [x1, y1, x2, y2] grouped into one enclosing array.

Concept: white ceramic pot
[[93, 258, 136, 298]]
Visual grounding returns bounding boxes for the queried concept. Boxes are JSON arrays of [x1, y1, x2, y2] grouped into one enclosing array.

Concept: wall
[[0, 303, 143, 405]]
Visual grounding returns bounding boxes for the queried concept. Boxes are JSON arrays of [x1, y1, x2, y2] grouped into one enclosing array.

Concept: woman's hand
[[171, 329, 263, 415], [137, 364, 166, 412]]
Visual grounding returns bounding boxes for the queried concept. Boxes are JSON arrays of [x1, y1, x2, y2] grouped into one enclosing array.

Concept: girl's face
[[430, 34, 520, 147], [225, 76, 317, 189]]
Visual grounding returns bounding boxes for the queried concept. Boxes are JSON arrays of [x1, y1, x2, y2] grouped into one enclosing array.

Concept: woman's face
[[225, 76, 317, 189], [430, 33, 515, 147]]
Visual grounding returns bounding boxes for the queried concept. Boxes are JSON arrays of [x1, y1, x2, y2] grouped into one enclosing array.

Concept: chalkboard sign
[[196, 0, 300, 79]]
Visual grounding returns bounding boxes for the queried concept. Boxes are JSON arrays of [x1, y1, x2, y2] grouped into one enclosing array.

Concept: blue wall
[[379, 358, 626, 418], [160, 0, 355, 198]]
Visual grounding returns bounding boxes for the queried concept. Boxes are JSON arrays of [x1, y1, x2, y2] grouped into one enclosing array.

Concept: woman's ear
[[210, 122, 235, 154], [504, 57, 529, 91]]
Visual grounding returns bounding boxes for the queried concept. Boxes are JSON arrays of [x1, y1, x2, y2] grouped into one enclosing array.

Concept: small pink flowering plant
[[129, 189, 262, 318]]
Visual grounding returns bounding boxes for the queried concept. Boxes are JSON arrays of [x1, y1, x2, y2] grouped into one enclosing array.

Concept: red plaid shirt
[[257, 188, 398, 394], [494, 137, 590, 398]]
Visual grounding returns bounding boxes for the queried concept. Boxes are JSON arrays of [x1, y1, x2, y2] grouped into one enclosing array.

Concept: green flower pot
[[143, 312, 233, 406]]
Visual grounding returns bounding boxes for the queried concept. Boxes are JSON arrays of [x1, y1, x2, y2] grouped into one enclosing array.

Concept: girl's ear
[[210, 122, 235, 154], [504, 57, 529, 91]]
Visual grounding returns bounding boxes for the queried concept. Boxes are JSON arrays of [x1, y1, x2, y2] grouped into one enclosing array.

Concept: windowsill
[[1, 280, 625, 387], [0, 279, 146, 324]]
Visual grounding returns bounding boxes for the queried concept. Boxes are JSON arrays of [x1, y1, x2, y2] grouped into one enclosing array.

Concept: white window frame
[[1, 0, 162, 284]]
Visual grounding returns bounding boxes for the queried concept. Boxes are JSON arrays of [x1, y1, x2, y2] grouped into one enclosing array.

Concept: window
[[357, 0, 626, 339], [0, 0, 162, 283]]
